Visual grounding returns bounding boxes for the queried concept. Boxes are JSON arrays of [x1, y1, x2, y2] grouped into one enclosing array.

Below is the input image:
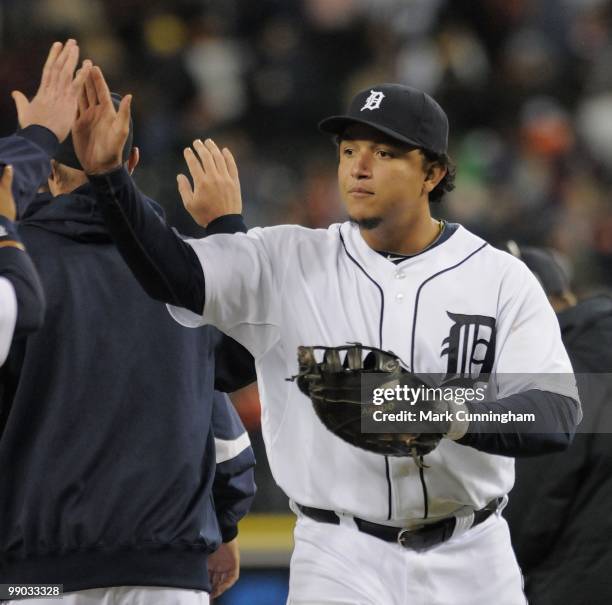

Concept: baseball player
[[0, 39, 89, 363], [76, 69, 580, 604], [0, 82, 256, 604]]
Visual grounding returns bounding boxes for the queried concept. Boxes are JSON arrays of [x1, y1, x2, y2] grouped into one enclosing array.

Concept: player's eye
[[342, 147, 354, 157], [376, 149, 394, 159]]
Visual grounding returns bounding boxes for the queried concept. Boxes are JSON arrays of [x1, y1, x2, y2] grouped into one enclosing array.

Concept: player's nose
[[350, 151, 373, 179]]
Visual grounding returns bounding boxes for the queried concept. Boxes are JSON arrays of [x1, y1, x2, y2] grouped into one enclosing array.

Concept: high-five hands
[[177, 139, 242, 227], [12, 39, 90, 143], [72, 67, 132, 175]]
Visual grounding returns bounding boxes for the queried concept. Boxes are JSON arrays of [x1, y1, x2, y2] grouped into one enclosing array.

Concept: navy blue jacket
[[0, 183, 256, 592], [506, 296, 612, 604], [212, 392, 256, 542]]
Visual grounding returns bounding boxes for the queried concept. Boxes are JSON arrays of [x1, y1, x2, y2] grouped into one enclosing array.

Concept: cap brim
[[318, 115, 420, 149]]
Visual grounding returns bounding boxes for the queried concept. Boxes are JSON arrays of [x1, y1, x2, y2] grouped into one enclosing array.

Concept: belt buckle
[[397, 525, 425, 549]]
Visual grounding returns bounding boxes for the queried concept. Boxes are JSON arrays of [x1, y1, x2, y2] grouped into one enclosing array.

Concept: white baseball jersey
[[169, 222, 577, 523], [0, 276, 17, 366]]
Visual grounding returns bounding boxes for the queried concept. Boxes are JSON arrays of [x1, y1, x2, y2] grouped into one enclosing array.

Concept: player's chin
[[348, 214, 383, 230]]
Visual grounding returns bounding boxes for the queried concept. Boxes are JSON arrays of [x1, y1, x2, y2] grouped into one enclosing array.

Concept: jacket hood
[[21, 183, 165, 244], [21, 183, 112, 243]]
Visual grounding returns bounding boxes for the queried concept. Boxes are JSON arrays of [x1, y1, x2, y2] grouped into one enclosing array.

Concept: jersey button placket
[[395, 270, 406, 302]]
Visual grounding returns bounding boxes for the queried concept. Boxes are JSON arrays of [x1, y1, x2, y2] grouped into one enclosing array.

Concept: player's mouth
[[348, 187, 374, 198]]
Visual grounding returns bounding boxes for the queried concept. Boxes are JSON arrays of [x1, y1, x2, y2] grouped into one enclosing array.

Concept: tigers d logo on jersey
[[441, 312, 496, 383]]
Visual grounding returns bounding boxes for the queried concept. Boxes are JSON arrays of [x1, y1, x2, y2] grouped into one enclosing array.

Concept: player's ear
[[421, 158, 446, 195], [127, 146, 140, 174]]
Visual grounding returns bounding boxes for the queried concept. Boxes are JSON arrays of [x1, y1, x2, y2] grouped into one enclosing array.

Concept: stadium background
[[1, 0, 611, 602]]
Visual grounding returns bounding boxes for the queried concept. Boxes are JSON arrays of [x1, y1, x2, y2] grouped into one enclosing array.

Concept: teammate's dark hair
[[420, 149, 456, 204]]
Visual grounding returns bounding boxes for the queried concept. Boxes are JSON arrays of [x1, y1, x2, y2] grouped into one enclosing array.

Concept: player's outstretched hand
[[72, 66, 132, 175], [207, 537, 240, 599], [177, 138, 242, 227], [12, 39, 90, 143], [0, 166, 16, 222]]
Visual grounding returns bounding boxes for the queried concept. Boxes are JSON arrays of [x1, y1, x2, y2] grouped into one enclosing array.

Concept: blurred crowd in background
[[2, 0, 612, 290], [2, 0, 612, 513]]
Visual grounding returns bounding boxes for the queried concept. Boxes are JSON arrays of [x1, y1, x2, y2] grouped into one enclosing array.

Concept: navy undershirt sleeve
[[88, 168, 245, 315], [0, 218, 45, 335], [456, 390, 579, 456]]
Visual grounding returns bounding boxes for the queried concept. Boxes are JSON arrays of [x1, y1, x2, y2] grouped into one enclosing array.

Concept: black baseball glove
[[290, 344, 450, 463]]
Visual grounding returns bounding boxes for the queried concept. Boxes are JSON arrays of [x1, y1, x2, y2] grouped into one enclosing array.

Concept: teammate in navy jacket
[[0, 39, 90, 362], [0, 50, 255, 605]]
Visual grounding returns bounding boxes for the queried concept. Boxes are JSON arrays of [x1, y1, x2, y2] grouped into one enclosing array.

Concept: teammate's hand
[[0, 166, 17, 222], [207, 537, 240, 599], [72, 66, 132, 175], [12, 39, 90, 143], [177, 138, 242, 227]]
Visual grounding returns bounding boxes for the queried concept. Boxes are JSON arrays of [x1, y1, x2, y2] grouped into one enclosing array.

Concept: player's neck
[[359, 212, 441, 256]]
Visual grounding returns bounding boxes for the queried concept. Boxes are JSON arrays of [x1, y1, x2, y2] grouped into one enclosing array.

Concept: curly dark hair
[[420, 149, 456, 204]]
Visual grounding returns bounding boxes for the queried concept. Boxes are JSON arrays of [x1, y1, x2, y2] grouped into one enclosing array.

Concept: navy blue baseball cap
[[318, 84, 449, 155], [54, 93, 134, 170]]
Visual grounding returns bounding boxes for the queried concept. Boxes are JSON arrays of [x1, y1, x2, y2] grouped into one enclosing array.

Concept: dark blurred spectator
[[504, 242, 612, 605]]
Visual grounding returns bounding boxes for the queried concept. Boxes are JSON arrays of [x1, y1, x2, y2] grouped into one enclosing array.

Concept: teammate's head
[[49, 92, 138, 196], [319, 84, 455, 229], [506, 241, 577, 312]]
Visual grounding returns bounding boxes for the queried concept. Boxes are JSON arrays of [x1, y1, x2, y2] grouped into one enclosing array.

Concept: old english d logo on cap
[[318, 83, 449, 155], [361, 90, 386, 111]]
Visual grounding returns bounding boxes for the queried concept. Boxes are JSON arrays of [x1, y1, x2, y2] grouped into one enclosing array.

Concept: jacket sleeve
[[211, 392, 256, 542], [88, 168, 246, 315], [0, 127, 59, 216], [0, 218, 45, 360]]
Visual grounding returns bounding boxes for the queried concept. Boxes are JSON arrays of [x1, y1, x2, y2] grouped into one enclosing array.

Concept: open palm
[[72, 67, 132, 175]]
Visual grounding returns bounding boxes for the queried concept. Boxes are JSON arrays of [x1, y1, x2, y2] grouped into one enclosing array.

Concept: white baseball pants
[[287, 512, 526, 605]]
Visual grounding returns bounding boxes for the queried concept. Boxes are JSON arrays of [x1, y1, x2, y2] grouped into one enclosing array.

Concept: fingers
[[205, 139, 229, 177], [84, 69, 97, 107], [191, 139, 237, 181], [176, 173, 193, 206], [45, 39, 76, 90], [117, 94, 132, 134], [39, 41, 62, 89], [193, 139, 216, 176], [90, 66, 113, 109], [223, 147, 239, 181], [71, 59, 92, 98], [57, 42, 80, 89], [183, 147, 205, 184]]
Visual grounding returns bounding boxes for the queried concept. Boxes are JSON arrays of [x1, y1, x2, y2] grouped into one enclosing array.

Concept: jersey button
[[395, 271, 406, 279], [396, 293, 405, 302]]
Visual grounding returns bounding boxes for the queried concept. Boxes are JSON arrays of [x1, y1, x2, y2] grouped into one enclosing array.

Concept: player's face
[[337, 124, 429, 229]]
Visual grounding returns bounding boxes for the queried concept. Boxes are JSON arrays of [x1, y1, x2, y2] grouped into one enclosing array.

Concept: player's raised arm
[[74, 67, 246, 314], [5, 39, 90, 215]]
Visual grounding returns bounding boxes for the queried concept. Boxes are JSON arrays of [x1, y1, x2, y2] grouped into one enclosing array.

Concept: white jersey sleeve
[[0, 276, 18, 366], [493, 254, 579, 406], [167, 227, 284, 357]]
